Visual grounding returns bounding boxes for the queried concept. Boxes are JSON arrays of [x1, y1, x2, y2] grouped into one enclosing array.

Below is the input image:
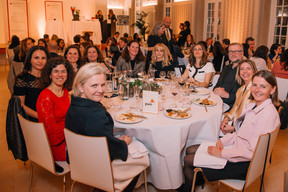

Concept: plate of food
[[193, 98, 217, 107], [115, 112, 146, 124], [163, 108, 192, 119], [190, 88, 211, 96]]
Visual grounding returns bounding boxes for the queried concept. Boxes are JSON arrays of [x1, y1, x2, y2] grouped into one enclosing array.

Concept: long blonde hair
[[151, 43, 172, 68]]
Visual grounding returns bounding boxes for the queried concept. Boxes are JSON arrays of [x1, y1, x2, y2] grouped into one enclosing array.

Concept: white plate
[[190, 88, 210, 96], [163, 108, 192, 119], [114, 112, 145, 124], [193, 98, 217, 107]]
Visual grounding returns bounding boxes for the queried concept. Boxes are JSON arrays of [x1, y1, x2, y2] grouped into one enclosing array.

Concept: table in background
[[67, 20, 102, 45], [108, 89, 223, 190], [45, 20, 68, 43]]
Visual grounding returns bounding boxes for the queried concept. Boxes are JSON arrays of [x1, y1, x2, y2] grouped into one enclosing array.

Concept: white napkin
[[128, 137, 149, 159], [194, 141, 227, 169]]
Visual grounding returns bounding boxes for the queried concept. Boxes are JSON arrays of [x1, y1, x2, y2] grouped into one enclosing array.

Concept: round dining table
[[107, 85, 223, 190]]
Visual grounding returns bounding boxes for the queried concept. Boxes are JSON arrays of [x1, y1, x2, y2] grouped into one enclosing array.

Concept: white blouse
[[187, 62, 215, 82]]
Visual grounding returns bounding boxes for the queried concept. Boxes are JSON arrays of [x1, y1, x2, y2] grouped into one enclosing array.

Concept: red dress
[[36, 88, 70, 161]]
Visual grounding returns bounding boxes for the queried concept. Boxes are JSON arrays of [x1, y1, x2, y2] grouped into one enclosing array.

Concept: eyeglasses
[[228, 50, 243, 55]]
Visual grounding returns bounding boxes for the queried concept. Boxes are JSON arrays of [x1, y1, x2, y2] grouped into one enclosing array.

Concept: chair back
[[276, 77, 288, 101], [244, 133, 270, 188], [64, 129, 114, 192], [209, 74, 220, 90], [244, 125, 280, 189], [284, 169, 288, 192], [17, 114, 56, 174]]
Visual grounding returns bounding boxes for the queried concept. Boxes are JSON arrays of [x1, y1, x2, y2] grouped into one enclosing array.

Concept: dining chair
[[64, 129, 148, 192], [284, 169, 288, 192], [17, 114, 70, 192], [208, 74, 220, 91], [276, 77, 288, 102], [191, 125, 280, 192]]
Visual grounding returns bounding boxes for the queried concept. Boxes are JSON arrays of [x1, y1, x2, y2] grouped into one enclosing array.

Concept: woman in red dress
[[36, 57, 74, 162]]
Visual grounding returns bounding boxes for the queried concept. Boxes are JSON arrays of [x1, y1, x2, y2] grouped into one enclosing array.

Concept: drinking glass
[[159, 71, 166, 80], [105, 81, 114, 108], [167, 71, 176, 81], [137, 70, 146, 78], [170, 82, 178, 108]]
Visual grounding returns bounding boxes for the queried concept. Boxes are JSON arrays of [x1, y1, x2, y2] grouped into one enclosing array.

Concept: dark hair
[[84, 32, 91, 39], [21, 46, 50, 75], [64, 45, 83, 69], [213, 41, 226, 57], [83, 45, 104, 63], [133, 33, 139, 40], [198, 41, 207, 51], [186, 34, 195, 45], [222, 38, 230, 46], [110, 43, 120, 54], [280, 49, 288, 71], [43, 34, 49, 39], [81, 36, 88, 42], [119, 37, 128, 44], [245, 37, 255, 44], [10, 35, 20, 48], [38, 38, 47, 48], [270, 43, 281, 56], [242, 43, 250, 58], [73, 35, 81, 43], [40, 57, 74, 90], [184, 21, 190, 28], [115, 32, 120, 35], [253, 45, 269, 61], [56, 38, 65, 50], [28, 37, 35, 43], [123, 33, 129, 38], [249, 70, 279, 106], [189, 43, 208, 68], [106, 37, 114, 45], [121, 40, 146, 63], [19, 38, 33, 59]]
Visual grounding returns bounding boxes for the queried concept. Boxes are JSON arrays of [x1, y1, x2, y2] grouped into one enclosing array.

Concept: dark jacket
[[214, 63, 240, 109], [6, 95, 28, 161], [65, 95, 128, 161]]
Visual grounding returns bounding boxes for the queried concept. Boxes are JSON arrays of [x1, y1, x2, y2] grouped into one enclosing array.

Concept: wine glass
[[105, 81, 114, 108], [167, 71, 176, 81], [159, 71, 166, 80], [137, 70, 146, 79], [178, 77, 185, 87], [170, 82, 178, 108]]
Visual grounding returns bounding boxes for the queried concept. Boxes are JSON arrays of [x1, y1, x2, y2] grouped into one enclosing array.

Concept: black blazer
[[214, 63, 240, 108], [65, 96, 128, 161]]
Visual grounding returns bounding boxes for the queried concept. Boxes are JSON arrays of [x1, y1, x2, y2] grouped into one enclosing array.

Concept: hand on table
[[119, 135, 132, 145], [214, 87, 229, 98], [215, 140, 223, 150]]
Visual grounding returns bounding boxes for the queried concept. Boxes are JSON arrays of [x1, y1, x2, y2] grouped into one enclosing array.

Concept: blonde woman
[[181, 43, 215, 88], [151, 43, 173, 78]]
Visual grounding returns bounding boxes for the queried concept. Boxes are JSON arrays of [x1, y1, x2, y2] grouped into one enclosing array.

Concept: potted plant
[[131, 11, 150, 41]]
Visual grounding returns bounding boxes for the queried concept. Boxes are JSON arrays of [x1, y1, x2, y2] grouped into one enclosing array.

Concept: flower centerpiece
[[71, 6, 80, 21]]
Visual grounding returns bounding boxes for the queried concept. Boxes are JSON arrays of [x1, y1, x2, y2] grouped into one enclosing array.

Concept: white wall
[[0, 0, 107, 47]]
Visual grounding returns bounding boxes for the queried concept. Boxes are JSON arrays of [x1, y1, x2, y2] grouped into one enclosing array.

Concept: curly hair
[[64, 45, 83, 69], [188, 43, 208, 68], [83, 45, 104, 63], [121, 40, 146, 63], [40, 57, 74, 90], [21, 46, 50, 75], [280, 49, 288, 71], [151, 43, 171, 68]]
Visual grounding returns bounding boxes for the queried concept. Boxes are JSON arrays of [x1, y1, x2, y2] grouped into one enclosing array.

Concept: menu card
[[142, 90, 158, 114]]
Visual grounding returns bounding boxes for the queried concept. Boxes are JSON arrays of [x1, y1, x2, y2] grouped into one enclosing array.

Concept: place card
[[142, 90, 158, 114]]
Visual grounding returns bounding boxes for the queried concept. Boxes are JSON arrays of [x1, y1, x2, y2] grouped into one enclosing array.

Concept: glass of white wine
[[105, 81, 114, 108], [159, 71, 166, 80]]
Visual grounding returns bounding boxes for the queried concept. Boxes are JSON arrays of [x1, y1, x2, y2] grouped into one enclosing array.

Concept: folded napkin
[[194, 141, 227, 169], [128, 137, 149, 159]]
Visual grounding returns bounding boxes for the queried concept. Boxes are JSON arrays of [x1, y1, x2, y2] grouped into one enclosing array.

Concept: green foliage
[[131, 11, 150, 41]]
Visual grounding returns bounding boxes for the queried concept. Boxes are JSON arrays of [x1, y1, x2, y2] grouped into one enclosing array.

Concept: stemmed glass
[[167, 71, 176, 81], [137, 70, 146, 79], [105, 81, 114, 108], [159, 71, 166, 80], [170, 82, 178, 108]]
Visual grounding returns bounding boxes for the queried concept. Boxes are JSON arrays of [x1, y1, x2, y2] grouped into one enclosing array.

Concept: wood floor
[[0, 55, 287, 192]]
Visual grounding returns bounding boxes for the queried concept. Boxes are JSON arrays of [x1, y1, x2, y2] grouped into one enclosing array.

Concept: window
[[204, 0, 222, 41], [166, 7, 171, 17], [273, 0, 288, 47]]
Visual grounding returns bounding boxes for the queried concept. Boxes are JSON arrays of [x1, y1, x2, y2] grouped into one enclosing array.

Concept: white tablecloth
[[67, 20, 102, 45], [45, 20, 68, 43], [108, 89, 223, 189]]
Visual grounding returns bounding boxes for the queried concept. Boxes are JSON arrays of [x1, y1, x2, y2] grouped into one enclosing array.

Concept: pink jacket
[[220, 99, 280, 162]]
